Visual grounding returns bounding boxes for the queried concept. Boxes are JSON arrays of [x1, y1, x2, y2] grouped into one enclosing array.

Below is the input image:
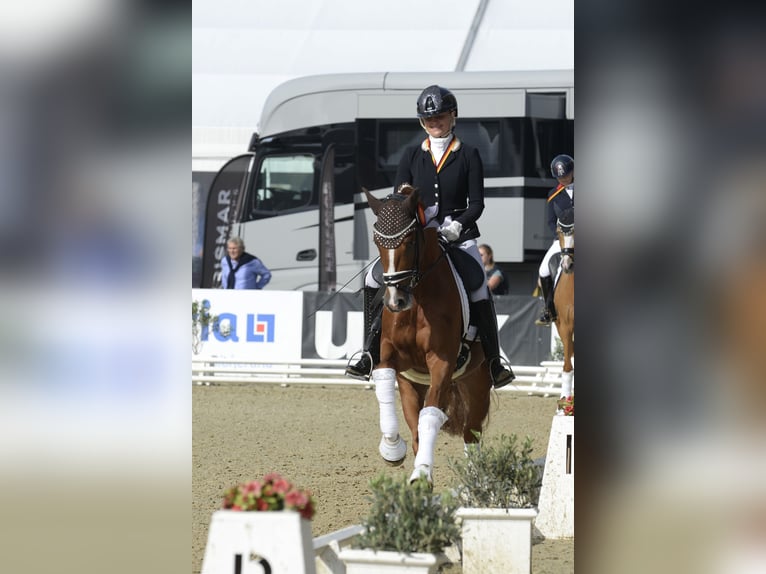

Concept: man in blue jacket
[[220, 237, 271, 289]]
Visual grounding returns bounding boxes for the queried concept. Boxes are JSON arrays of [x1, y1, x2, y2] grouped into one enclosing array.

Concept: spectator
[[220, 237, 271, 289], [479, 244, 508, 295]]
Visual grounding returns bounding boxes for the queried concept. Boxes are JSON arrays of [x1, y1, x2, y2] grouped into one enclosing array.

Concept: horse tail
[[441, 382, 468, 436], [441, 377, 491, 437]]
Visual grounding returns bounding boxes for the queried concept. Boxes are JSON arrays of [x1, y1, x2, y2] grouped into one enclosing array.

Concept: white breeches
[[539, 239, 561, 278]]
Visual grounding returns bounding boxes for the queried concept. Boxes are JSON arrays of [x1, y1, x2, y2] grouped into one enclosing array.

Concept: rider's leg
[[536, 275, 557, 326], [462, 241, 515, 389], [472, 295, 515, 388], [345, 275, 383, 380], [536, 241, 560, 326]]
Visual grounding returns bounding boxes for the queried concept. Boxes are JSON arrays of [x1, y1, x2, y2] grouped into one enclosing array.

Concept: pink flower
[[271, 477, 291, 495], [220, 473, 316, 520]]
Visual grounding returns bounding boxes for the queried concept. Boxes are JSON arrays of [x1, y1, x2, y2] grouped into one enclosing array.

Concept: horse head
[[556, 207, 574, 274], [365, 184, 423, 312]]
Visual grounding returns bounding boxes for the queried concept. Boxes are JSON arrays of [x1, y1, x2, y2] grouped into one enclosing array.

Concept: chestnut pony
[[365, 185, 491, 484], [553, 209, 574, 401]]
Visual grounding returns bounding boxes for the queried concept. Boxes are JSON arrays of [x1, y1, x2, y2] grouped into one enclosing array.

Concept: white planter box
[[457, 507, 538, 574], [201, 510, 315, 574], [339, 548, 448, 574]]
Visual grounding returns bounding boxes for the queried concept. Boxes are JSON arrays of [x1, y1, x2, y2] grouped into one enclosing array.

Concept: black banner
[[200, 154, 253, 288], [301, 292, 553, 366], [318, 145, 336, 292]]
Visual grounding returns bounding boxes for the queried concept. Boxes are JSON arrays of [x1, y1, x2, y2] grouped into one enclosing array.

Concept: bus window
[[377, 119, 502, 173], [245, 154, 315, 220]]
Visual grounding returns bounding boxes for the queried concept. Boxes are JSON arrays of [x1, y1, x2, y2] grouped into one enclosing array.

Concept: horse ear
[[363, 188, 382, 215], [404, 186, 420, 215]]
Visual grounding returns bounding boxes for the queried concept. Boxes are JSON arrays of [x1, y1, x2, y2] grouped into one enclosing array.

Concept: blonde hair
[[479, 243, 495, 265]]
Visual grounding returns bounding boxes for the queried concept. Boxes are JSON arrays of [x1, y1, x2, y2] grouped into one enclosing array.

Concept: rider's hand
[[438, 220, 462, 242]]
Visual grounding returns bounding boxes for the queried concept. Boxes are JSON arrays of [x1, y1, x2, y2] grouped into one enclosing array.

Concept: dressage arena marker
[[535, 415, 574, 538]]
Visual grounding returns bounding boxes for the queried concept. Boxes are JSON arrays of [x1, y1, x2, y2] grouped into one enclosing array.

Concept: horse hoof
[[379, 435, 407, 464], [408, 465, 432, 486]]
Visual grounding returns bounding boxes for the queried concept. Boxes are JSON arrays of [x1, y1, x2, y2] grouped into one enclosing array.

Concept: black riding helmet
[[416, 85, 458, 118], [550, 154, 574, 178]]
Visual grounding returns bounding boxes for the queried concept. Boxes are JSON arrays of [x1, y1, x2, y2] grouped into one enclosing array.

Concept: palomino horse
[[553, 208, 574, 402], [364, 185, 491, 484]]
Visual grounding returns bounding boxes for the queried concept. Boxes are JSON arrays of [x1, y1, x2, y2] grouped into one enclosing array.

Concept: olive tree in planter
[[448, 433, 542, 574], [339, 473, 461, 574], [192, 299, 227, 355]]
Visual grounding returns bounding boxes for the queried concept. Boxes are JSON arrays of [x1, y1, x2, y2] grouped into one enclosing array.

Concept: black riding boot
[[473, 298, 515, 389], [535, 276, 557, 326], [345, 286, 383, 380]]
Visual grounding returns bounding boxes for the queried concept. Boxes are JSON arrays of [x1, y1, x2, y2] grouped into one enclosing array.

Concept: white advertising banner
[[192, 289, 303, 361]]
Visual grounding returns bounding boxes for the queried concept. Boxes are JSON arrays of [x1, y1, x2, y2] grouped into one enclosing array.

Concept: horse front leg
[[408, 360, 451, 485], [371, 368, 407, 464], [559, 326, 574, 402]]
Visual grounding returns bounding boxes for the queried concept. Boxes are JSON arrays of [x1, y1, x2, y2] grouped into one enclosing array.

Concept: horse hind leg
[[372, 368, 407, 463], [461, 368, 491, 447]]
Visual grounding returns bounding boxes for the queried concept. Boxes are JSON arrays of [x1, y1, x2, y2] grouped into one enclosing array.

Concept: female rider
[[345, 85, 515, 389]]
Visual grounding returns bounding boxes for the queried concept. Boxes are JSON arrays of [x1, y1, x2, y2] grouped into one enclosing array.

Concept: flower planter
[[201, 510, 315, 574], [456, 507, 538, 574], [339, 548, 449, 574]]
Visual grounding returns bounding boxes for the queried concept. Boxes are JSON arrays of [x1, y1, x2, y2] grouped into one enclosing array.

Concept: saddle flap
[[445, 245, 484, 292], [548, 252, 562, 282]]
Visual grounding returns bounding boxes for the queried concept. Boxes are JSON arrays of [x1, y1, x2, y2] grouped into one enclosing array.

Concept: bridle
[[558, 221, 575, 263], [372, 195, 444, 291]]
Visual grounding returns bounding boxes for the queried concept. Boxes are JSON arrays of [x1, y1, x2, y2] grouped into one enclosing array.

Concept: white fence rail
[[192, 357, 565, 397]]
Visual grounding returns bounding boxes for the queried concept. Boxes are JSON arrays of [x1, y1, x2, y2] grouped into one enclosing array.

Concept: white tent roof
[[192, 0, 573, 163]]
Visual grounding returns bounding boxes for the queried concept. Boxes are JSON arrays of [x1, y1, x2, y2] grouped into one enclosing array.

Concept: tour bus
[[196, 70, 574, 291]]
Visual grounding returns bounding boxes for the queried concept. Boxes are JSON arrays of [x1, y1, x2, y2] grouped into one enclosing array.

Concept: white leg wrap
[[560, 370, 574, 398], [373, 368, 399, 439], [413, 406, 448, 470]]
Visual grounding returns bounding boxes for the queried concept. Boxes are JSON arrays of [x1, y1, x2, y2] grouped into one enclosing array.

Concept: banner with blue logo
[[192, 289, 303, 361]]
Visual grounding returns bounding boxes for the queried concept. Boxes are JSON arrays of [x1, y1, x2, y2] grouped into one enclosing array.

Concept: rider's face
[[557, 173, 574, 186], [422, 112, 453, 138]]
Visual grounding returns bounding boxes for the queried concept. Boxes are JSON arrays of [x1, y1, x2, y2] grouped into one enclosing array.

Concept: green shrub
[[448, 433, 542, 509], [355, 473, 460, 554]]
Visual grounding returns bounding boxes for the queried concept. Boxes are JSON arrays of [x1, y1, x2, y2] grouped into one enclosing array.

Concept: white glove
[[438, 220, 463, 242]]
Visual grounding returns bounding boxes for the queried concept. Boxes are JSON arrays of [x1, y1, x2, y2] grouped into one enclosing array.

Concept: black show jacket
[[394, 136, 485, 241]]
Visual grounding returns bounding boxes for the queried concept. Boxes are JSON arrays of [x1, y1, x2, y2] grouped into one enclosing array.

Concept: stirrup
[[535, 311, 553, 326], [490, 358, 515, 389], [345, 351, 373, 381]]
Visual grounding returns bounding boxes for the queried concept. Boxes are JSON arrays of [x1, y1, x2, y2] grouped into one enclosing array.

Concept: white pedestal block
[[535, 415, 574, 539], [201, 510, 315, 574]]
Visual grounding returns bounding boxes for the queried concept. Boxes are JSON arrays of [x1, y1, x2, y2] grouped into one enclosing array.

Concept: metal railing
[[192, 357, 565, 397]]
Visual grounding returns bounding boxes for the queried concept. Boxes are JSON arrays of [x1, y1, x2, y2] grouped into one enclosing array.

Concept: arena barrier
[[191, 357, 565, 397]]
